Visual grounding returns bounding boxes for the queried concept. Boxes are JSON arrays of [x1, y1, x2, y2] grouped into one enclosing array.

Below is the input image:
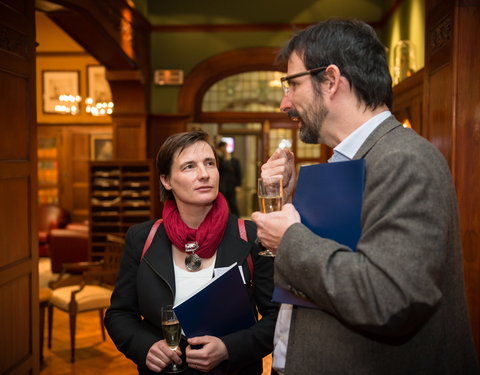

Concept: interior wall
[[147, 0, 390, 114], [35, 12, 111, 125]]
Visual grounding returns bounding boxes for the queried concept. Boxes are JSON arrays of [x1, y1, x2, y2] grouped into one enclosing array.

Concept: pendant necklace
[[184, 241, 201, 272]]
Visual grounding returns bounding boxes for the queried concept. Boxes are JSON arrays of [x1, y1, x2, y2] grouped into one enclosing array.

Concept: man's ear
[[159, 175, 172, 190], [323, 64, 341, 92]]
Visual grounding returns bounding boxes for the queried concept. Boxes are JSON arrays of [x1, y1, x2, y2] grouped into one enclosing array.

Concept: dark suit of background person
[[252, 19, 479, 375], [217, 142, 242, 216], [105, 215, 277, 375]]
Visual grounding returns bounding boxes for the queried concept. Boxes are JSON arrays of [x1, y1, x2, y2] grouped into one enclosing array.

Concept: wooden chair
[[47, 234, 124, 363]]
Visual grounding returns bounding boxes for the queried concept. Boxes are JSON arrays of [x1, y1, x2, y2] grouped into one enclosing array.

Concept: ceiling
[[141, 0, 396, 26]]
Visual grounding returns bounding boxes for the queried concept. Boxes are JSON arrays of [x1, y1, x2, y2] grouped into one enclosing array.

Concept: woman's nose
[[197, 165, 210, 179]]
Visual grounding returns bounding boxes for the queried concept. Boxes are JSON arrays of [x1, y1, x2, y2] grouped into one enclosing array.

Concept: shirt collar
[[332, 111, 391, 161]]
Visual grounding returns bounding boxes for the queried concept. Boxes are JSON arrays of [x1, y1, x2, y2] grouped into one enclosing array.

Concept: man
[[216, 141, 242, 216], [252, 19, 479, 374]]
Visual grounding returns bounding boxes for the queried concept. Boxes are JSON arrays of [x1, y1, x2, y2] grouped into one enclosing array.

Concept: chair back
[[49, 229, 89, 273], [88, 234, 124, 287]]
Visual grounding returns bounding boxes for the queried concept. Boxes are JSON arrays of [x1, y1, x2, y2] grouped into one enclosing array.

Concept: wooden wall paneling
[[108, 70, 148, 160], [453, 1, 480, 357], [392, 69, 424, 135], [114, 118, 146, 160], [425, 65, 453, 165], [0, 0, 38, 374], [425, 0, 480, 356]]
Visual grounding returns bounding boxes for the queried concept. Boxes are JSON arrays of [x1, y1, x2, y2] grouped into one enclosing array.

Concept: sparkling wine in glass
[[257, 176, 283, 257], [161, 305, 185, 373]]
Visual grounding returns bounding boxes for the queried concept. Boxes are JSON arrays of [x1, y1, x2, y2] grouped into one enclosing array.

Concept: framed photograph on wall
[[90, 134, 113, 161], [87, 65, 112, 104], [42, 70, 80, 114]]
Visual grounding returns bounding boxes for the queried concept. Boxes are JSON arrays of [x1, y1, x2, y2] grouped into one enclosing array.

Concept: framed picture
[[42, 70, 80, 114], [90, 134, 113, 161], [87, 65, 112, 104]]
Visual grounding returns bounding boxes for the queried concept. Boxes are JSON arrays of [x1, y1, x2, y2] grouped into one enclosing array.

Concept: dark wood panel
[[424, 65, 452, 166], [0, 274, 31, 373], [453, 2, 480, 356], [115, 121, 145, 159], [425, 0, 480, 357], [0, 177, 29, 267], [0, 71, 28, 160]]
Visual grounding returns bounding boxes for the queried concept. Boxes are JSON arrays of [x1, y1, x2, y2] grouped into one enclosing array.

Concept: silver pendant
[[185, 253, 202, 272], [184, 241, 201, 272]]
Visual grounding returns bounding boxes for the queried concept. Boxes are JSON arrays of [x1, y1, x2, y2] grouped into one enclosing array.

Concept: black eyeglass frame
[[280, 66, 328, 94]]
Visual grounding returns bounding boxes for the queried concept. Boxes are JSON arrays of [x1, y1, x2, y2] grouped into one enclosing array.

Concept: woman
[[105, 130, 278, 374]]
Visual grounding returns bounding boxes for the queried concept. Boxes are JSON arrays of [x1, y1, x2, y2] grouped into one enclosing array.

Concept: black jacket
[[105, 214, 278, 374]]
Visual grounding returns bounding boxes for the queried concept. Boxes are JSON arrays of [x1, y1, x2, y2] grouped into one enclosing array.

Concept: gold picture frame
[[42, 70, 80, 114], [90, 134, 113, 161], [87, 65, 112, 103]]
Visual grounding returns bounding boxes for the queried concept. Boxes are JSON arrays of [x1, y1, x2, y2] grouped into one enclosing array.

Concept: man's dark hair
[[155, 130, 218, 202], [277, 19, 392, 110]]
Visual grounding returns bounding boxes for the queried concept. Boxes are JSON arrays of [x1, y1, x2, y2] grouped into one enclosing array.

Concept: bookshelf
[[89, 160, 155, 259]]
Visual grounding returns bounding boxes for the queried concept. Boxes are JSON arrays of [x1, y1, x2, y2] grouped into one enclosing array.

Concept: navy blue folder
[[273, 159, 365, 308], [173, 263, 256, 338]]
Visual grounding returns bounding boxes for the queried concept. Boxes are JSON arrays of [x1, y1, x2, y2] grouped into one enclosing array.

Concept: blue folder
[[273, 159, 365, 308], [173, 263, 256, 338]]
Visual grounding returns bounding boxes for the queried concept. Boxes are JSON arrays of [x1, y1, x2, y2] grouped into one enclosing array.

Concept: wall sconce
[[85, 97, 114, 116], [54, 95, 114, 116], [392, 40, 417, 85], [54, 95, 81, 114]]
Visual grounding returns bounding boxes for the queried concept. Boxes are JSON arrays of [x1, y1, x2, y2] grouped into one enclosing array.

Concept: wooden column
[[107, 69, 148, 160], [424, 0, 480, 355], [0, 0, 39, 373]]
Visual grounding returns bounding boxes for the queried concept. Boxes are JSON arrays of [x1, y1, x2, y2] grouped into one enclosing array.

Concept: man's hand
[[261, 148, 296, 203], [252, 203, 301, 250], [146, 339, 183, 373], [186, 335, 228, 372]]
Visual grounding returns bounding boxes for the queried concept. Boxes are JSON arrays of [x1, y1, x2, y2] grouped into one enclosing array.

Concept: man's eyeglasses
[[280, 66, 328, 95]]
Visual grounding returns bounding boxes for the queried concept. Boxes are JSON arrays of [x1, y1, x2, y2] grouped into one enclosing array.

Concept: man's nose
[[280, 94, 292, 113]]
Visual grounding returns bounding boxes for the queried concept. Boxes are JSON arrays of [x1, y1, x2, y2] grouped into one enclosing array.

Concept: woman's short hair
[[155, 130, 218, 202]]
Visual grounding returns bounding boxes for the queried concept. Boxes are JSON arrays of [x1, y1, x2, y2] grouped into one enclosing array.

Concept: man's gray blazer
[[275, 116, 479, 374]]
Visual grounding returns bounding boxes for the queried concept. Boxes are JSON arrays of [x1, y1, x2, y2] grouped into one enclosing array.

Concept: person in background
[[216, 141, 242, 216], [105, 130, 278, 374], [252, 19, 479, 374]]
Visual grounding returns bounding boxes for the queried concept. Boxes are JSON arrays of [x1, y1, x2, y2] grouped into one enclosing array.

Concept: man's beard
[[289, 99, 328, 144]]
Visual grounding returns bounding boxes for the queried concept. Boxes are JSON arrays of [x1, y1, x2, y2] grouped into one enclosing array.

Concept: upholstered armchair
[[38, 204, 70, 257]]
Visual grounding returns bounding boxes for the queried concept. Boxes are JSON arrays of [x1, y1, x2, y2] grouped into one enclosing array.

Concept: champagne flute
[[257, 176, 283, 257], [161, 305, 185, 373]]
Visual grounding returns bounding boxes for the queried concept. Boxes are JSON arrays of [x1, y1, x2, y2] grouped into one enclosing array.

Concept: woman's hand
[[186, 335, 228, 372], [146, 339, 183, 373]]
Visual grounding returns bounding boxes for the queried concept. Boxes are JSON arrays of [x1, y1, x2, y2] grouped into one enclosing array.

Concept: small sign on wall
[[154, 69, 184, 85]]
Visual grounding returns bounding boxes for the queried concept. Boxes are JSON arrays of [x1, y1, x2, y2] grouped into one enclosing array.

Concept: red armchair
[[38, 204, 70, 257], [48, 229, 89, 274]]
